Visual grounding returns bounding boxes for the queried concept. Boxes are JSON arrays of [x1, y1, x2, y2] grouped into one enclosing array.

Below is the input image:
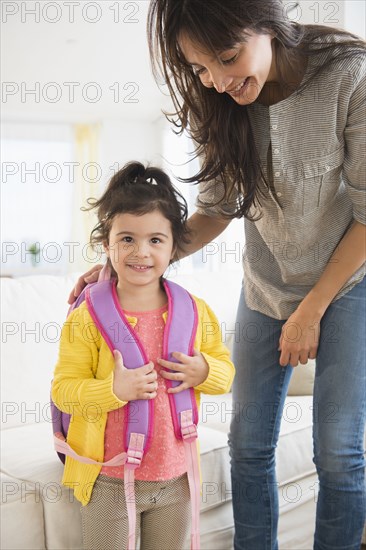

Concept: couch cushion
[[0, 473, 46, 550], [1, 423, 83, 550], [1, 274, 81, 430], [199, 393, 315, 489], [1, 391, 315, 504], [287, 359, 315, 396]]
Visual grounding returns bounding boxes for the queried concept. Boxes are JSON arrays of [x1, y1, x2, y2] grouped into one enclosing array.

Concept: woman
[[70, 1, 366, 548]]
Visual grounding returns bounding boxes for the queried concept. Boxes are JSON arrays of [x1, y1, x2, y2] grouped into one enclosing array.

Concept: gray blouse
[[196, 41, 366, 319]]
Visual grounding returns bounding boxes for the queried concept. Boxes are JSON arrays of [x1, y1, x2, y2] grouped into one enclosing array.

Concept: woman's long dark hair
[[147, 0, 366, 219]]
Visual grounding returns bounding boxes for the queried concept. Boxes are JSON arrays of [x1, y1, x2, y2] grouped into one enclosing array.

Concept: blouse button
[[325, 164, 330, 171], [276, 192, 282, 197], [275, 171, 280, 177], [274, 148, 280, 155], [272, 124, 278, 130]]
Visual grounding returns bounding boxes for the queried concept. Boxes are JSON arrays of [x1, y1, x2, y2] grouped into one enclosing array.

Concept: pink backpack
[[51, 268, 201, 549]]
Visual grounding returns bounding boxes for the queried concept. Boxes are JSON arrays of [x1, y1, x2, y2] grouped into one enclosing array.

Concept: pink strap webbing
[[181, 410, 201, 550], [53, 433, 127, 467], [124, 432, 145, 550]]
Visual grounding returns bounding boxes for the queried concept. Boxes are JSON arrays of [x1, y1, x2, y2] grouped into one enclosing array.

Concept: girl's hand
[[112, 350, 158, 401], [67, 264, 104, 304], [278, 305, 321, 367], [158, 349, 209, 394]]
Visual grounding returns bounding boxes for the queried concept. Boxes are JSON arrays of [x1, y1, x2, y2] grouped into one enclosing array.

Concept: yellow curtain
[[70, 123, 102, 273]]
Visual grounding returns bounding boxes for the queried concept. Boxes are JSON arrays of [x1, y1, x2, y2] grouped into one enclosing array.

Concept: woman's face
[[179, 31, 277, 105]]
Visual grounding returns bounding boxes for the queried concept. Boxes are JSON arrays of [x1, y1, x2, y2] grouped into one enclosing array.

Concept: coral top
[[100, 304, 186, 481]]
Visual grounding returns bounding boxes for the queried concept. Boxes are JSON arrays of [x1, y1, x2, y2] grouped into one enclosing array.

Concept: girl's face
[[104, 210, 175, 291], [180, 31, 277, 105]]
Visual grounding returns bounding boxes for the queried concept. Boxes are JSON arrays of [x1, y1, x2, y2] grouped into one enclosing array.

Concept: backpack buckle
[[125, 433, 145, 469], [181, 410, 198, 442]]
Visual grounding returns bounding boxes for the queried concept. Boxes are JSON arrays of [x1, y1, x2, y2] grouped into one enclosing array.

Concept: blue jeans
[[229, 277, 366, 550]]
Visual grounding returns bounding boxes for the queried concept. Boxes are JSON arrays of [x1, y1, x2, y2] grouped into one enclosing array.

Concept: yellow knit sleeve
[[192, 296, 235, 395], [51, 303, 127, 418]]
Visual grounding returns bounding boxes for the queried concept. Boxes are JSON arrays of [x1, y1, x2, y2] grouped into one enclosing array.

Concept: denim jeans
[[228, 277, 366, 550]]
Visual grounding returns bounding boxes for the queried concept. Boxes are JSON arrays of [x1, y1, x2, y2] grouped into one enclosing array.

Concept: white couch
[[1, 271, 365, 549]]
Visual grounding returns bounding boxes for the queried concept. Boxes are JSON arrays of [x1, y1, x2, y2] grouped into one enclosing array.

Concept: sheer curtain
[[70, 123, 102, 273]]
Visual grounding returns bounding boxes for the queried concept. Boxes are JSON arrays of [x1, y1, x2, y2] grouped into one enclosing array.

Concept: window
[[1, 124, 74, 275]]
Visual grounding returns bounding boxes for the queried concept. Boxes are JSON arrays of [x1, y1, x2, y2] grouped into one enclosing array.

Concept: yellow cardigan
[[52, 294, 235, 505]]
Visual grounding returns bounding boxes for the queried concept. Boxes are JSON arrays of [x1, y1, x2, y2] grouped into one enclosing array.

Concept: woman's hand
[[278, 304, 322, 367], [112, 350, 158, 401], [67, 264, 104, 304], [158, 349, 209, 393]]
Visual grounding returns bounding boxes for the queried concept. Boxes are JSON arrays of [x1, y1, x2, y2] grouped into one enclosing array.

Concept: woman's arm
[[181, 211, 232, 258], [279, 220, 366, 366], [281, 62, 366, 367], [301, 220, 366, 317]]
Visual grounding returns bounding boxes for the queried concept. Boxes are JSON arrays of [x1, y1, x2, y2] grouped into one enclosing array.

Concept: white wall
[[295, 0, 365, 37], [99, 119, 164, 189], [344, 0, 366, 38]]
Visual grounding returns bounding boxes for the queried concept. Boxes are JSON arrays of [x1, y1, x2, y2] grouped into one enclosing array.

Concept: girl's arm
[[279, 220, 366, 367]]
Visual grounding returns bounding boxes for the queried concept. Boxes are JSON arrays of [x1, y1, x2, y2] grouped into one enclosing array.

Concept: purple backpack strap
[[85, 278, 199, 455], [86, 278, 153, 456], [162, 280, 199, 438]]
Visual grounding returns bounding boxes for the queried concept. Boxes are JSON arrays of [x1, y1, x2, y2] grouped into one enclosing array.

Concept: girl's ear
[[103, 240, 110, 257], [170, 244, 178, 262]]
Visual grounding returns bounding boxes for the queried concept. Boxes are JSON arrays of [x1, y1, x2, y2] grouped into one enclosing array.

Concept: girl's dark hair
[[147, 0, 366, 219], [85, 161, 190, 265]]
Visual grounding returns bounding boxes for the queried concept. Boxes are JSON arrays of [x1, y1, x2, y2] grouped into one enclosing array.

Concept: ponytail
[[84, 162, 190, 261]]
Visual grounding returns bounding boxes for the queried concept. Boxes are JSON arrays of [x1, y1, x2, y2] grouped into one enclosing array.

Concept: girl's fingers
[[167, 382, 188, 395], [143, 391, 157, 400], [157, 358, 185, 371], [145, 371, 158, 383], [160, 370, 184, 381]]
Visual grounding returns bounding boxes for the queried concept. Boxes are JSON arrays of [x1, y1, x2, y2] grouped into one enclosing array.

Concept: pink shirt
[[100, 304, 187, 481]]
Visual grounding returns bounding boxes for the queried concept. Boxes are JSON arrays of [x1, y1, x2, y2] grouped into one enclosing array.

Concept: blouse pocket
[[283, 147, 344, 216], [301, 147, 344, 215]]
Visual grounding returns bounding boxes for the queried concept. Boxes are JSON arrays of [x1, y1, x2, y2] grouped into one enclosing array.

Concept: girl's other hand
[[67, 264, 104, 304], [158, 349, 209, 394], [112, 350, 158, 402]]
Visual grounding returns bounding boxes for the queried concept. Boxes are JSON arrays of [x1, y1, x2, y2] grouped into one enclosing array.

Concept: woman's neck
[[257, 48, 308, 106]]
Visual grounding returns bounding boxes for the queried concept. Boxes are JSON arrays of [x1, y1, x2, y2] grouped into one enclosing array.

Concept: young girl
[[52, 161, 235, 550], [70, 1, 366, 549]]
